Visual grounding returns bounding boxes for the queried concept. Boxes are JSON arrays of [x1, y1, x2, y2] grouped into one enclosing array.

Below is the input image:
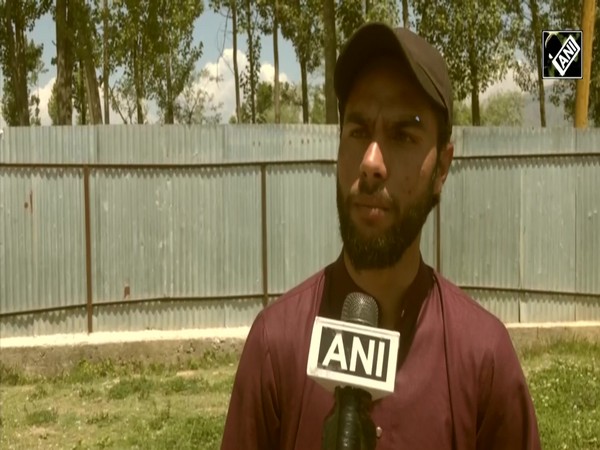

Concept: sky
[[0, 8, 548, 128]]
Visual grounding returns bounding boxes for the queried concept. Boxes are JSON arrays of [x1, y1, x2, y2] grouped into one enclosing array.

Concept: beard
[[336, 171, 440, 271]]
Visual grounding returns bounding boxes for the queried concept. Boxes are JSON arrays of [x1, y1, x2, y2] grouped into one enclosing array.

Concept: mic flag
[[306, 317, 400, 400]]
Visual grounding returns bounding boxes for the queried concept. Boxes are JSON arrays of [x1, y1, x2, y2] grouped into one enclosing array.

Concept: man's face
[[336, 57, 453, 271]]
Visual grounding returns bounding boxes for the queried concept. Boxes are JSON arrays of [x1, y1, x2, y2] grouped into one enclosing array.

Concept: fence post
[[83, 166, 93, 333], [261, 164, 269, 308]]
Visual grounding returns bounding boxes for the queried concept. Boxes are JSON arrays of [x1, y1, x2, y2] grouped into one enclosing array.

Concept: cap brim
[[334, 23, 445, 116]]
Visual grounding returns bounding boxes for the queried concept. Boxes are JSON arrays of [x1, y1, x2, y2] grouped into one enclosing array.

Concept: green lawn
[[0, 340, 598, 449]]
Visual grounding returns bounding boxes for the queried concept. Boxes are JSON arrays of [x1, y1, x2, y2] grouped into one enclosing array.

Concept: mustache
[[346, 182, 397, 212]]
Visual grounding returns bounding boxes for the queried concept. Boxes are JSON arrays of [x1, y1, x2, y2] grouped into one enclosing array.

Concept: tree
[[401, 0, 409, 28], [549, 0, 600, 126], [48, 82, 59, 125], [453, 99, 471, 126], [257, 0, 282, 123], [481, 91, 525, 126], [173, 69, 223, 125], [101, 0, 110, 123], [323, 0, 337, 124], [149, 0, 204, 124], [73, 0, 102, 124], [54, 0, 74, 125], [513, 0, 550, 127], [110, 76, 146, 124], [0, 0, 51, 126], [309, 83, 326, 124], [280, 0, 323, 123], [236, 80, 302, 123], [574, 0, 597, 127], [112, 0, 156, 124], [413, 0, 520, 125], [337, 0, 399, 51], [239, 0, 261, 123], [452, 91, 525, 126], [210, 0, 243, 124]]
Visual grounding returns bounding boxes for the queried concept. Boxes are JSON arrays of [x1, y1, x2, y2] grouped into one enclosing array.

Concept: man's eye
[[393, 131, 416, 143], [349, 128, 369, 139]]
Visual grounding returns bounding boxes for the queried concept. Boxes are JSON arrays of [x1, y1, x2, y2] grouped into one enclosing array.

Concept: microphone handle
[[322, 386, 377, 450]]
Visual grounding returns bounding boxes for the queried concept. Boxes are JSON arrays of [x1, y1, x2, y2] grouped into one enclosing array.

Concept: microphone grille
[[341, 292, 379, 327]]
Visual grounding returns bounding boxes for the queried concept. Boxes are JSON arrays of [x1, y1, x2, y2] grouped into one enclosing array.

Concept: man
[[221, 22, 541, 450]]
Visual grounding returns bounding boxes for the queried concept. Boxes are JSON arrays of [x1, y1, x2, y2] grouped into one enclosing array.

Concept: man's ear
[[434, 141, 454, 195]]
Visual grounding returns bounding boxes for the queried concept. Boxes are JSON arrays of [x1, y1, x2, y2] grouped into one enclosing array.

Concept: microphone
[[306, 293, 400, 449]]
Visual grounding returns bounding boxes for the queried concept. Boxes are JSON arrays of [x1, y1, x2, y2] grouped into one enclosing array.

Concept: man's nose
[[360, 141, 387, 183]]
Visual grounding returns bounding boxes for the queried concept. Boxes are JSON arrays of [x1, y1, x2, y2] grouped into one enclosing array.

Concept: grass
[[0, 340, 598, 449]]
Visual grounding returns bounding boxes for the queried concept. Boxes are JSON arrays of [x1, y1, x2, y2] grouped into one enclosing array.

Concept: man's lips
[[353, 199, 391, 210]]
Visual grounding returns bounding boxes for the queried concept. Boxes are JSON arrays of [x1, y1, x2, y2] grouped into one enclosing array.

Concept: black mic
[[306, 293, 400, 450]]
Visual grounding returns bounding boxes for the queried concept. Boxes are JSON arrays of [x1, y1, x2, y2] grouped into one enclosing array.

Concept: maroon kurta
[[221, 253, 541, 449]]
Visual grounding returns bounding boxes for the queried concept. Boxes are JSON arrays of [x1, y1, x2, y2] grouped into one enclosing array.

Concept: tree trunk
[[134, 40, 144, 124], [165, 46, 174, 124], [78, 61, 88, 124], [56, 0, 73, 125], [468, 9, 480, 126], [103, 0, 110, 124], [300, 55, 309, 123], [75, 0, 102, 124], [529, 0, 546, 127], [232, 0, 241, 123], [323, 0, 338, 124], [470, 81, 480, 126], [273, 0, 281, 124], [245, 0, 256, 123], [402, 0, 409, 28], [574, 0, 597, 128], [11, 1, 30, 126]]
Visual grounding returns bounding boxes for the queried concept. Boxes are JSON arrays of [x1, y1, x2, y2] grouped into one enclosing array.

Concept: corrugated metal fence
[[1, 125, 599, 338]]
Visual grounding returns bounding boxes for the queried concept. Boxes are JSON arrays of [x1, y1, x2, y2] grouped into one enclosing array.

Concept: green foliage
[[310, 83, 326, 124], [513, 0, 550, 95], [279, 0, 323, 73], [413, 0, 521, 124], [528, 356, 600, 449], [236, 80, 331, 124], [237, 0, 262, 123], [149, 0, 205, 124], [174, 69, 223, 125], [336, 0, 399, 52], [453, 99, 472, 126], [549, 1, 600, 126], [453, 91, 525, 126], [1, 341, 599, 449], [481, 91, 525, 126], [107, 376, 154, 400], [0, 363, 37, 386], [25, 407, 59, 426]]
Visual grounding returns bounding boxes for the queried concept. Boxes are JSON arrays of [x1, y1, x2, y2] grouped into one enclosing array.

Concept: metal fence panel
[[0, 126, 97, 164], [0, 168, 86, 314], [575, 157, 600, 294], [0, 310, 87, 338], [266, 164, 341, 293], [93, 298, 263, 332], [441, 160, 521, 287], [458, 127, 577, 157], [521, 158, 577, 292], [1, 125, 599, 338], [90, 167, 263, 304]]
